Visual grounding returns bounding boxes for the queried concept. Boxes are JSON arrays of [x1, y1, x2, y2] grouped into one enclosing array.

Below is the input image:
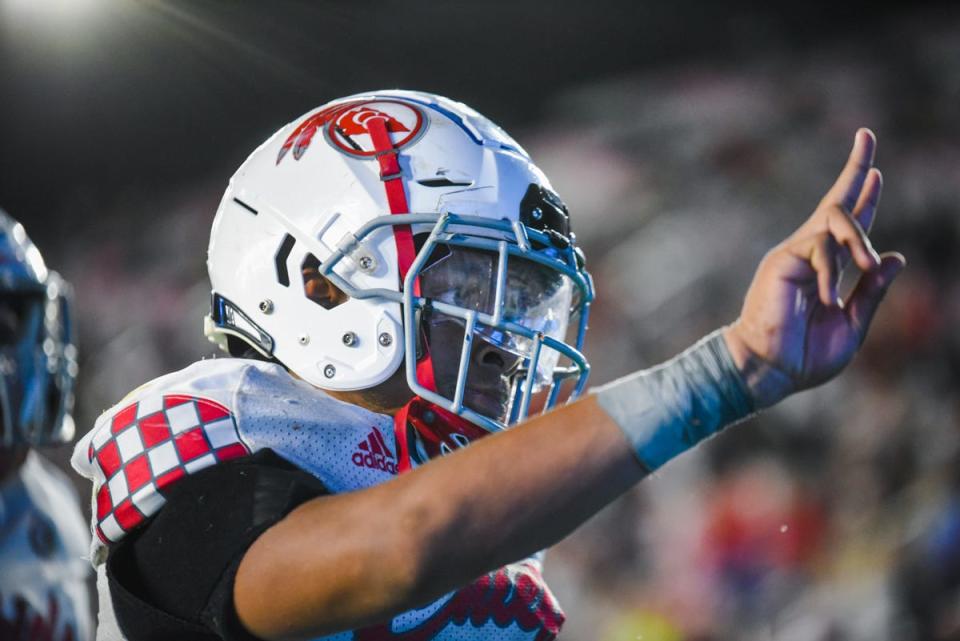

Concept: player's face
[[419, 245, 576, 424], [425, 318, 522, 420]]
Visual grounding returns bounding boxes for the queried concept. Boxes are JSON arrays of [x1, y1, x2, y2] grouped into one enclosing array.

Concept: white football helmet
[[0, 210, 78, 446], [206, 90, 593, 432]]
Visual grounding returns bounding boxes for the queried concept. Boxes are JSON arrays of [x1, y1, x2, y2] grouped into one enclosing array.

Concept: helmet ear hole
[[225, 334, 273, 361], [301, 254, 348, 310]]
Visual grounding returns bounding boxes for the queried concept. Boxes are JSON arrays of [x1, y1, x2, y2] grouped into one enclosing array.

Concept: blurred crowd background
[[2, 1, 959, 639]]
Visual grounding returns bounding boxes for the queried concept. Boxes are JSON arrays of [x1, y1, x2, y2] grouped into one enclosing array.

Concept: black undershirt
[[106, 449, 328, 641]]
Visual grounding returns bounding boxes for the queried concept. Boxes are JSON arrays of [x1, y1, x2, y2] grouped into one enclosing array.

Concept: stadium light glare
[[1, 0, 104, 33]]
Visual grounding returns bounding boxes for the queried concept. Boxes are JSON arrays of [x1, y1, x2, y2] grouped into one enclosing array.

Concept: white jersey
[[1, 451, 93, 641], [72, 358, 563, 641]]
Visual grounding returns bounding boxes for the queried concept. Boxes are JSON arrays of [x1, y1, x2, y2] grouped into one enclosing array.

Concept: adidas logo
[[352, 427, 397, 474]]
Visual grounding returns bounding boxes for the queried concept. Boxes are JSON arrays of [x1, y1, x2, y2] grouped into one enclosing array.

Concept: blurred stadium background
[[3, 1, 959, 639]]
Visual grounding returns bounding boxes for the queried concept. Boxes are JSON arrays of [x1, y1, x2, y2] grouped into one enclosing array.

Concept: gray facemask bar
[[315, 212, 594, 433]]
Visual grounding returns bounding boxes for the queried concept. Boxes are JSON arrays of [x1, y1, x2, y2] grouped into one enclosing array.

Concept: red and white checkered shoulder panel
[[87, 394, 250, 544]]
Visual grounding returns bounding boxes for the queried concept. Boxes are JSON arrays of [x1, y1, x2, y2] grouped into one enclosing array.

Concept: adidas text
[[352, 451, 397, 474]]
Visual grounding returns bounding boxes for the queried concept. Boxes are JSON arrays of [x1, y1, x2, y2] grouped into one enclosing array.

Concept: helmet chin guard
[[206, 90, 593, 431]]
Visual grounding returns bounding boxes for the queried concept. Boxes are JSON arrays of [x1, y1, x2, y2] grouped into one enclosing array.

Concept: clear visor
[[420, 244, 576, 389]]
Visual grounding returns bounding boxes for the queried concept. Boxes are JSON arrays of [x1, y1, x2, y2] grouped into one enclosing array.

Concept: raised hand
[[723, 129, 906, 409]]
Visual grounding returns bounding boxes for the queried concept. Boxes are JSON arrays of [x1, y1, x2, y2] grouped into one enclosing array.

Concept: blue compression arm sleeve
[[591, 330, 756, 472]]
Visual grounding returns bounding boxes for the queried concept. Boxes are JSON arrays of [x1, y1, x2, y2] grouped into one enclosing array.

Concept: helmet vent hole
[[274, 234, 296, 287], [232, 197, 259, 216], [417, 178, 473, 188]]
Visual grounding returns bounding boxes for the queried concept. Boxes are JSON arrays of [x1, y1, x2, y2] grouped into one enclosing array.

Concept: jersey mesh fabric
[[233, 362, 398, 492]]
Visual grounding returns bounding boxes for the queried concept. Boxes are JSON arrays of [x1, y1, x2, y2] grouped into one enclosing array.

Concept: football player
[[72, 91, 903, 641], [0, 210, 92, 641]]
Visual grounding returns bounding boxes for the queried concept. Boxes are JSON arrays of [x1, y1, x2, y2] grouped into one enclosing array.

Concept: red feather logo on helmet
[[277, 99, 427, 163], [336, 106, 410, 137]]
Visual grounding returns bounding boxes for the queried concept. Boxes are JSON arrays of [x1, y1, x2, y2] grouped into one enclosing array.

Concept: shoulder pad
[[72, 359, 258, 546]]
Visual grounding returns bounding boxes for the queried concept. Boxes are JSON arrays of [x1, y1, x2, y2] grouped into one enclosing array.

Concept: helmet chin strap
[[366, 116, 479, 472]]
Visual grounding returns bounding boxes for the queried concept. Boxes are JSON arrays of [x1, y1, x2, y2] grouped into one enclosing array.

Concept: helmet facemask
[[298, 210, 592, 432], [398, 214, 591, 431], [417, 242, 580, 426]]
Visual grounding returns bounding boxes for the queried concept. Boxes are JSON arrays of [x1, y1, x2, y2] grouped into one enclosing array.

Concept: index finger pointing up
[[823, 128, 877, 214]]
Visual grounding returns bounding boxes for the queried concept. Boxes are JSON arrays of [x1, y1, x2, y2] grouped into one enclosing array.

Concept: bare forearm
[[236, 396, 643, 639], [406, 396, 643, 592]]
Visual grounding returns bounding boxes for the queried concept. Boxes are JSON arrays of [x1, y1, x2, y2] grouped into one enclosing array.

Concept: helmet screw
[[342, 331, 358, 347], [423, 410, 436, 424], [323, 364, 336, 378], [531, 207, 543, 221], [298, 334, 310, 345], [259, 299, 274, 314], [358, 255, 375, 272], [378, 332, 393, 347]]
